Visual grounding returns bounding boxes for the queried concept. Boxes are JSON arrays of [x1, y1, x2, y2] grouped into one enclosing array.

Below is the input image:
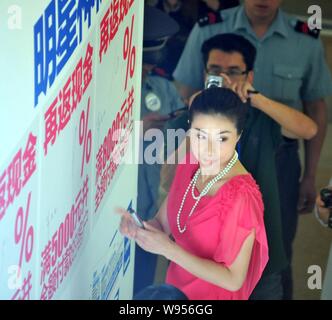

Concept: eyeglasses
[[206, 67, 249, 78]]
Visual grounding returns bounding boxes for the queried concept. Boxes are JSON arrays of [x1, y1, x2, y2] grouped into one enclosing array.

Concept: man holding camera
[[172, 0, 332, 299]]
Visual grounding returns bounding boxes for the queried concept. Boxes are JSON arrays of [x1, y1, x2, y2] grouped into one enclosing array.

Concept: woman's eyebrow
[[194, 128, 208, 134], [217, 130, 231, 135]]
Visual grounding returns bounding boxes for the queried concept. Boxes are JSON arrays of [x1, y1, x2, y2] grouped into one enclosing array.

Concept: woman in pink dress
[[118, 87, 269, 300]]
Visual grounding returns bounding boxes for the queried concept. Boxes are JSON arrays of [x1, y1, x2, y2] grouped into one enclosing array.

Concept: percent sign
[[14, 192, 33, 274], [123, 15, 136, 91], [79, 98, 92, 177]]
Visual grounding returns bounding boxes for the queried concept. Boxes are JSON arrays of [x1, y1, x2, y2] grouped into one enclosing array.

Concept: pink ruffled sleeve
[[213, 183, 269, 295]]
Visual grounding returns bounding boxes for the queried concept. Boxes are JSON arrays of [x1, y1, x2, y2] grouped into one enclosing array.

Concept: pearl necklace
[[176, 151, 238, 234]]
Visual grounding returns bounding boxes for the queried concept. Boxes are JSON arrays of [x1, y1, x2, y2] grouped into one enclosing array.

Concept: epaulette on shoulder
[[198, 11, 223, 27], [151, 67, 173, 81], [294, 19, 320, 39]]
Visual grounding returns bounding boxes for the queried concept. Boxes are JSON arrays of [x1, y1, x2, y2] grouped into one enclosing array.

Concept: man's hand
[[219, 73, 257, 103], [297, 176, 317, 214]]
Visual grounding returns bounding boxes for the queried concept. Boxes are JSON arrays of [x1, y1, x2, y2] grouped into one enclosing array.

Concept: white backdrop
[[0, 0, 143, 300]]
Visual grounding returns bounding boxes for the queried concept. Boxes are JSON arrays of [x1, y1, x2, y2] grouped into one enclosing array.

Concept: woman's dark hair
[[201, 33, 257, 72], [189, 87, 249, 134]]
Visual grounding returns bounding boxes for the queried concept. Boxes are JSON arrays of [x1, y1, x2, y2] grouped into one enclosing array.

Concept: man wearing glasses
[[160, 33, 317, 299]]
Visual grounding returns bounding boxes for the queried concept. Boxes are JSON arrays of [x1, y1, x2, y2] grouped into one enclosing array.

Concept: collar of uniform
[[234, 6, 289, 39]]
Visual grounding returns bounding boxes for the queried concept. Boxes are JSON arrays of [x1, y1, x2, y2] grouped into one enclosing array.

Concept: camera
[[205, 74, 223, 89], [320, 188, 332, 208]]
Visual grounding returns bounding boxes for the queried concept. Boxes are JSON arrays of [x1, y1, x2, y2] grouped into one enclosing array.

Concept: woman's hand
[[116, 208, 141, 240], [135, 222, 175, 258], [116, 208, 176, 258]]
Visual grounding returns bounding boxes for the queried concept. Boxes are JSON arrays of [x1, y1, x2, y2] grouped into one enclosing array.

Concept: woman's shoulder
[[218, 174, 265, 228], [218, 174, 263, 209], [229, 174, 259, 189]]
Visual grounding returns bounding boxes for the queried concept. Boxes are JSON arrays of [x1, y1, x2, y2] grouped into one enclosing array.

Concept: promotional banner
[[0, 0, 143, 300]]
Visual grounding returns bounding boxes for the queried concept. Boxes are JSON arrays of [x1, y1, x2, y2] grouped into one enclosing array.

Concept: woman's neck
[[199, 160, 244, 185], [200, 168, 222, 184]]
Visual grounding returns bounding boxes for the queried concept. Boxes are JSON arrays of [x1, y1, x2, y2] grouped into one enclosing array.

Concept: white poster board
[[0, 0, 143, 300]]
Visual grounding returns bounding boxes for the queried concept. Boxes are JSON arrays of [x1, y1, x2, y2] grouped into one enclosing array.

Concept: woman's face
[[190, 113, 240, 175]]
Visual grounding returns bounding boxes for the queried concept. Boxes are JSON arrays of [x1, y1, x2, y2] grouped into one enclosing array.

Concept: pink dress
[[166, 153, 269, 300]]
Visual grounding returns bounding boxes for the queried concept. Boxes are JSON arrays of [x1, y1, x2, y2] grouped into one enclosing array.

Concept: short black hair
[[189, 87, 249, 134], [201, 33, 257, 72]]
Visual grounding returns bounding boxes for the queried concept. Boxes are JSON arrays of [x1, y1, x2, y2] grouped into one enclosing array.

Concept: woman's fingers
[[143, 221, 159, 232], [120, 219, 138, 239], [114, 207, 132, 219], [116, 207, 139, 239]]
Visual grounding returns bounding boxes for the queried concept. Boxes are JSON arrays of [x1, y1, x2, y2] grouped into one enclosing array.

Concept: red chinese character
[[58, 77, 71, 132], [96, 147, 103, 185], [99, 10, 109, 62], [119, 0, 129, 23], [11, 271, 33, 300], [41, 240, 52, 284], [0, 172, 6, 221], [82, 175, 89, 207], [44, 98, 58, 155], [83, 43, 94, 94], [22, 133, 37, 187], [110, 0, 119, 41], [20, 271, 33, 300], [47, 267, 58, 299], [7, 150, 22, 207], [126, 86, 134, 117], [57, 260, 64, 285], [40, 283, 48, 300], [62, 245, 73, 277], [72, 58, 83, 112], [121, 89, 134, 129], [95, 186, 101, 212]]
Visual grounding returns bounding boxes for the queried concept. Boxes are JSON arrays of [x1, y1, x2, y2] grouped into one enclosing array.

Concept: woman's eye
[[196, 133, 206, 139], [218, 137, 228, 142]]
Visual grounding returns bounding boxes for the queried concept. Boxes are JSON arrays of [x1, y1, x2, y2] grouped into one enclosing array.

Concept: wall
[[0, 0, 143, 300]]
